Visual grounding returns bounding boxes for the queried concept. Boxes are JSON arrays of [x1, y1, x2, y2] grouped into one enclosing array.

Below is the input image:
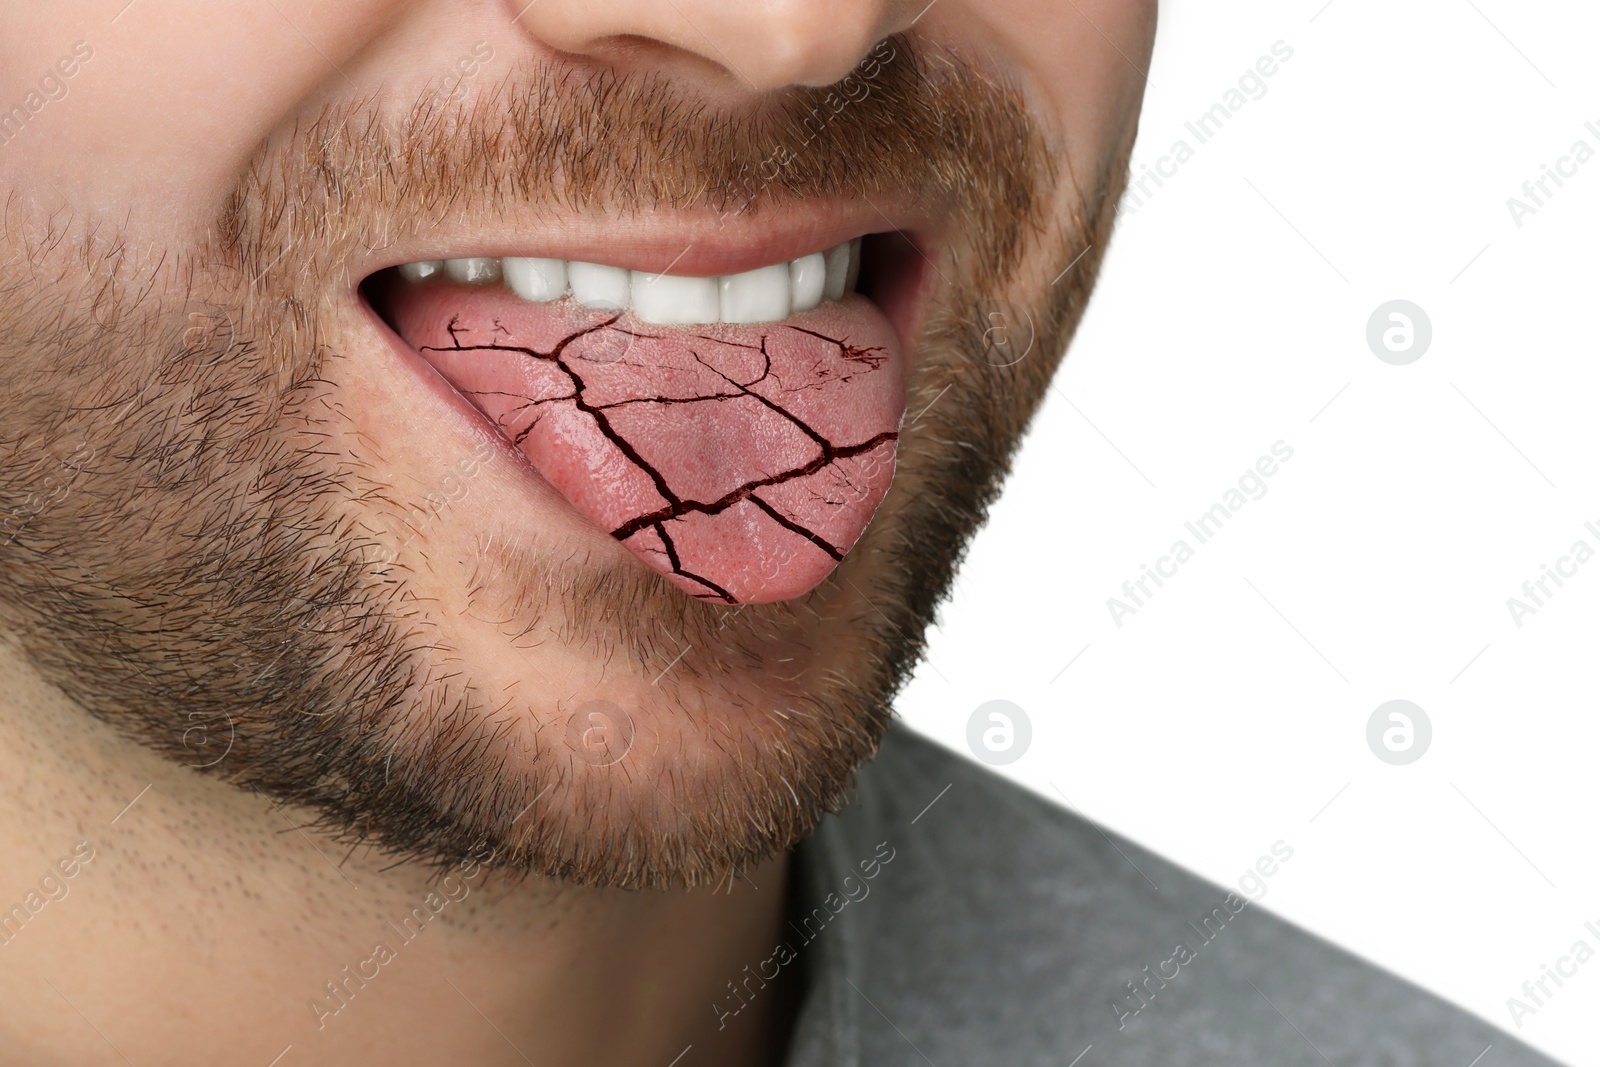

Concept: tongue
[[390, 281, 905, 604]]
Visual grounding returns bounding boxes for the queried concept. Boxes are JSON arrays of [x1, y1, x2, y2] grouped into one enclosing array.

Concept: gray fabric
[[782, 721, 1564, 1067]]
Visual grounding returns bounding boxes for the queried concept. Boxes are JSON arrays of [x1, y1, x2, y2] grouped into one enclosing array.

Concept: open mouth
[[364, 233, 922, 605]]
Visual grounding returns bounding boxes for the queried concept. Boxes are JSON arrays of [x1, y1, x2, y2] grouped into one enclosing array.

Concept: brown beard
[[0, 37, 1125, 889]]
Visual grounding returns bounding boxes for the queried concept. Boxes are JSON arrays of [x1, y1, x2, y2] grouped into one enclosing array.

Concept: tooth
[[503, 257, 567, 302], [568, 261, 631, 310], [790, 253, 826, 313], [398, 260, 443, 282], [720, 264, 791, 324], [445, 257, 501, 284], [822, 242, 850, 303], [632, 271, 719, 325], [843, 237, 862, 297]]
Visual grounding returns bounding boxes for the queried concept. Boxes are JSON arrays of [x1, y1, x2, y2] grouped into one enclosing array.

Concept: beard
[[0, 38, 1126, 889]]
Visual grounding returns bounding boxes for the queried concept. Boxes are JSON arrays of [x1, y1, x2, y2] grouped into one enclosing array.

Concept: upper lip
[[350, 194, 939, 282]]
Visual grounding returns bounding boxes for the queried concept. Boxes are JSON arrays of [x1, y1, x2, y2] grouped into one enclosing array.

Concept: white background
[[896, 2, 1600, 1063]]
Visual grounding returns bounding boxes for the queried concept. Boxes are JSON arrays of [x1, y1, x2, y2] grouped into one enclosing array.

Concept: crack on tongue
[[419, 315, 899, 604]]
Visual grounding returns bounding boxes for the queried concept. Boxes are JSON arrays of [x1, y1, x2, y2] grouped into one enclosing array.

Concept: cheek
[[0, 0, 403, 240], [921, 0, 1155, 165]]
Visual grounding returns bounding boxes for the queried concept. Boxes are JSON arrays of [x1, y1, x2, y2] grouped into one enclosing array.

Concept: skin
[[0, 2, 1154, 1065]]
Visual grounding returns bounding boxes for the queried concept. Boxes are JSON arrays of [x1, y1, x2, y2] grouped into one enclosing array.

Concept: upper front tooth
[[569, 262, 631, 310], [503, 257, 566, 302], [790, 252, 826, 313], [632, 270, 720, 325], [445, 257, 500, 284], [720, 264, 792, 324]]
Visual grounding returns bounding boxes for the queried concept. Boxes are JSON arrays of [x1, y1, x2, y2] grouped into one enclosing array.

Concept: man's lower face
[[0, 40, 1122, 889]]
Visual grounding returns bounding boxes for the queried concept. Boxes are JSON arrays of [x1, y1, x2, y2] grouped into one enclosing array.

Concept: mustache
[[217, 34, 1049, 289]]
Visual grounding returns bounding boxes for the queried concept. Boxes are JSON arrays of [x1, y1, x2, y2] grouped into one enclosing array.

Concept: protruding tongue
[[390, 282, 904, 603]]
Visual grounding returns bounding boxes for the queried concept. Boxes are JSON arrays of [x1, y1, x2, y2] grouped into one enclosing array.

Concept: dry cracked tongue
[[394, 284, 905, 603]]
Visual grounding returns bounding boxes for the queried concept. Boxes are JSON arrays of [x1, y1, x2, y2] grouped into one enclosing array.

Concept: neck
[[0, 649, 798, 1067]]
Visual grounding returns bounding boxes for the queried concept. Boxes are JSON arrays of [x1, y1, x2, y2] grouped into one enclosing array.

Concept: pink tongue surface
[[392, 282, 905, 604]]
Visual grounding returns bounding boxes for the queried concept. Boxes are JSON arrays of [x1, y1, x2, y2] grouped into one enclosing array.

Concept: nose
[[513, 0, 923, 91]]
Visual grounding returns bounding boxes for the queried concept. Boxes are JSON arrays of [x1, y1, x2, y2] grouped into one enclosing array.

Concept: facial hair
[[0, 38, 1126, 889]]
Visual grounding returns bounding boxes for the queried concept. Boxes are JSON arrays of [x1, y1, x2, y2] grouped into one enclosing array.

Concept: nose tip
[[731, 3, 884, 90], [514, 0, 915, 95]]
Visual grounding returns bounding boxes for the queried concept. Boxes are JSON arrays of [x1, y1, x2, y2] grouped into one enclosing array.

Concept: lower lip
[[380, 282, 908, 604]]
